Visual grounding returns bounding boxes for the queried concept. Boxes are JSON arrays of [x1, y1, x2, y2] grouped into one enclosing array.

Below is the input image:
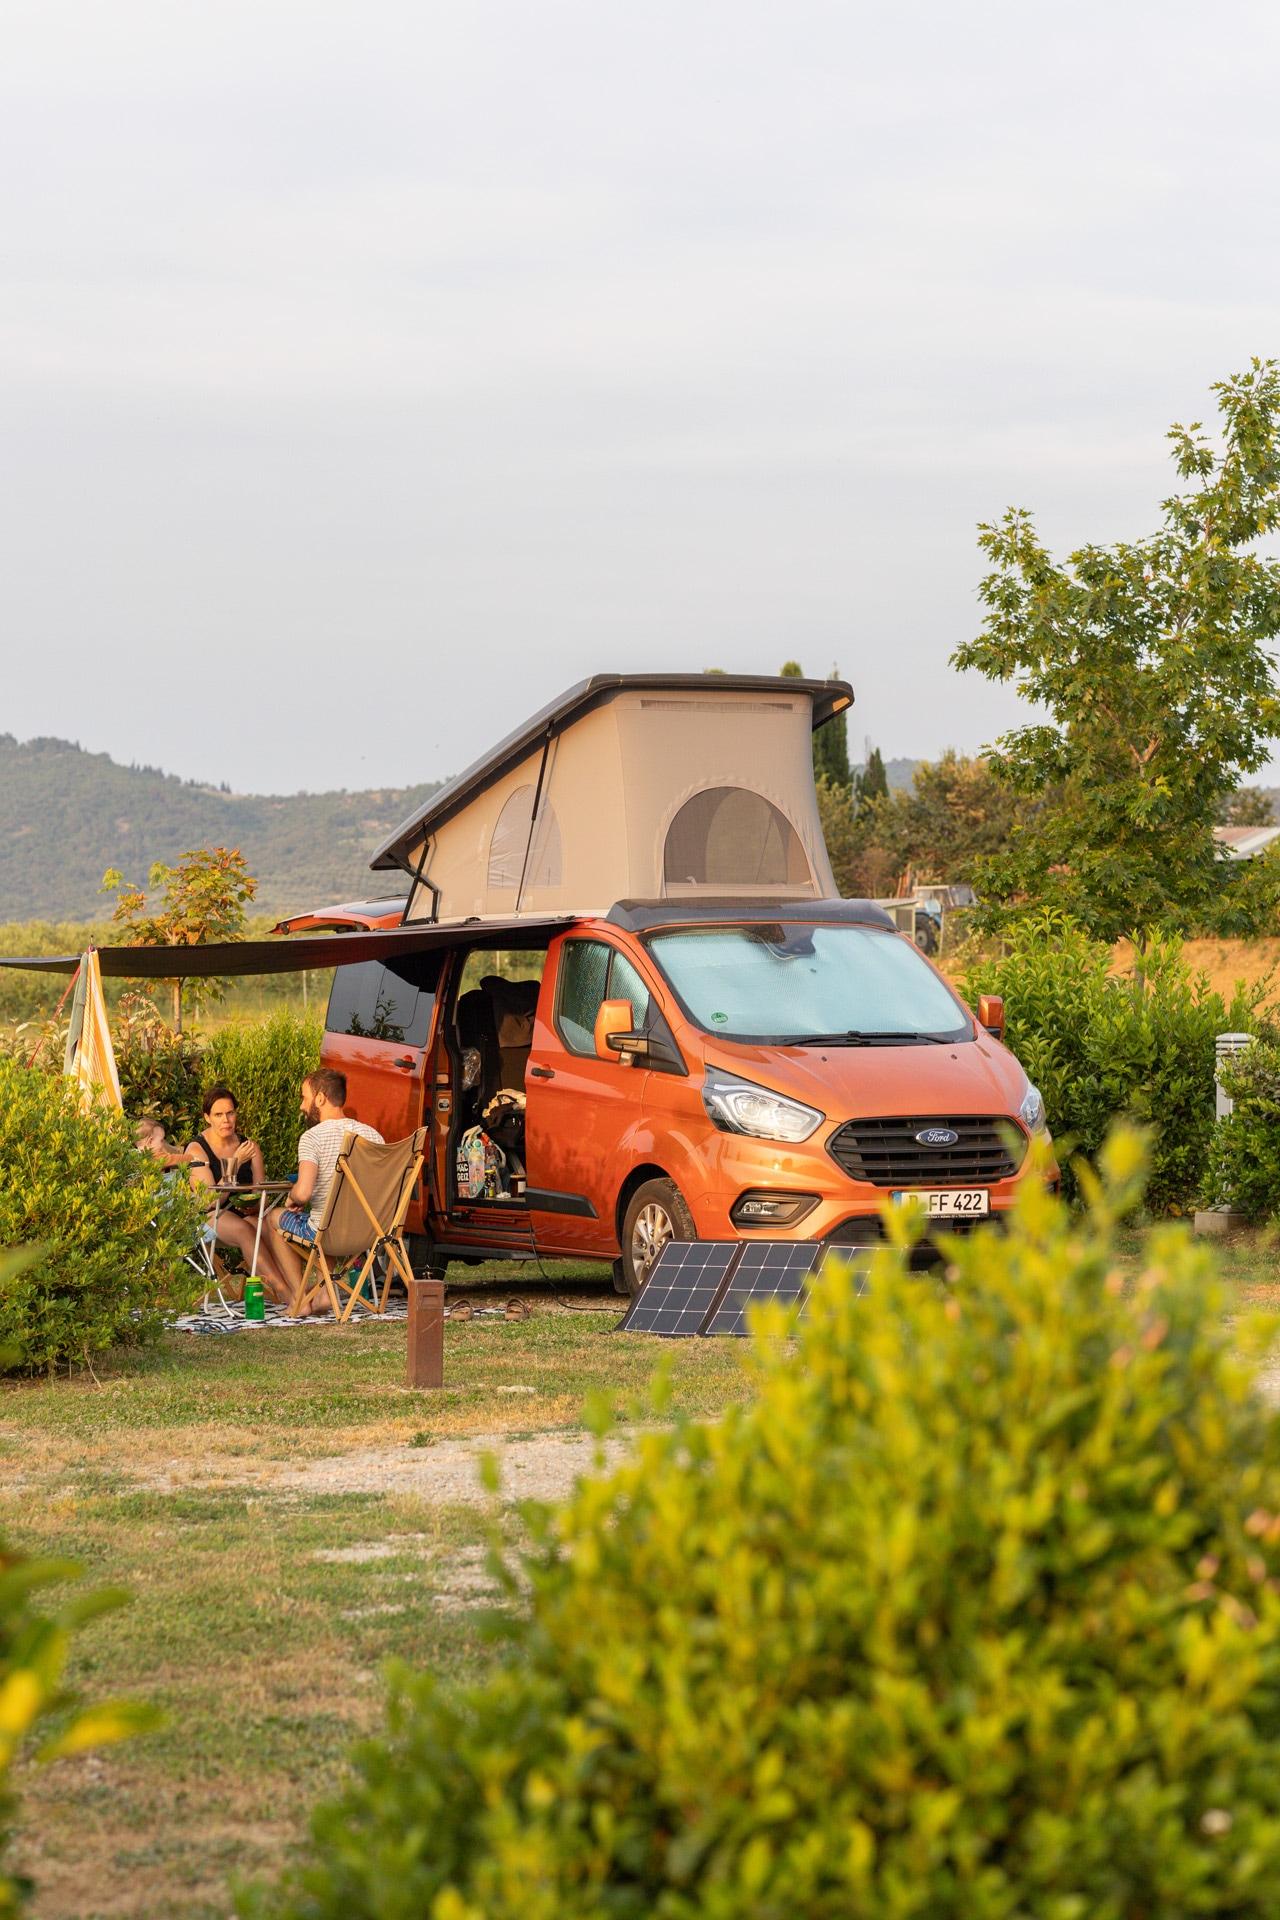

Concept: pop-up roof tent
[[373, 672, 853, 923]]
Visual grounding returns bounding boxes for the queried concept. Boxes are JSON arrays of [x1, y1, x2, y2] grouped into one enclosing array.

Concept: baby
[[134, 1117, 188, 1170]]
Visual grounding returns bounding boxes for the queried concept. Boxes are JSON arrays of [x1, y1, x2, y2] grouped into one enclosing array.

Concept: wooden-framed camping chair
[[287, 1128, 426, 1323]]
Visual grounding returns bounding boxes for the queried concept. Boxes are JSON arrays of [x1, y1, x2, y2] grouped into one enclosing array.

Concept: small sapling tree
[[101, 847, 256, 1030]]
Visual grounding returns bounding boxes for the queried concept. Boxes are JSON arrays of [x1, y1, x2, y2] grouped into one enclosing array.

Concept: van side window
[[555, 942, 652, 1057], [608, 951, 652, 1030], [556, 942, 611, 1054], [325, 959, 436, 1048]]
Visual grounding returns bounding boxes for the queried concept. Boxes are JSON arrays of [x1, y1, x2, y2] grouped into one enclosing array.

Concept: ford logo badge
[[916, 1127, 959, 1147]]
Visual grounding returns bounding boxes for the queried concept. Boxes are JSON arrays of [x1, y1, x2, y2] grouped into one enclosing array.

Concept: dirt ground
[[134, 1423, 634, 1502]]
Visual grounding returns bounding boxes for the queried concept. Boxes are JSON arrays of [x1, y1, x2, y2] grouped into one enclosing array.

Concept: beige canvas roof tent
[[371, 672, 853, 922]]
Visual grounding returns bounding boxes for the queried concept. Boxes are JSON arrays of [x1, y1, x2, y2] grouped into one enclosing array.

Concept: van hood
[[701, 1032, 1029, 1123]]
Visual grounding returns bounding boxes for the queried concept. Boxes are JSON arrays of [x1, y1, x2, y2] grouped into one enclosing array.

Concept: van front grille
[[827, 1115, 1022, 1187]]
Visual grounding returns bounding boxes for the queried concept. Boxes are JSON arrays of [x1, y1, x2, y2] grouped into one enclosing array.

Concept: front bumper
[[687, 1119, 1056, 1247]]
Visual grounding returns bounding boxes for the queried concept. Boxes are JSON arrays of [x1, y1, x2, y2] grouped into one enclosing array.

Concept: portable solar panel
[[618, 1241, 740, 1336], [619, 1238, 868, 1338], [703, 1241, 820, 1337]]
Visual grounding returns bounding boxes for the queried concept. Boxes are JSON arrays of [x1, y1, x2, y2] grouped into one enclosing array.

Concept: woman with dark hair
[[185, 1086, 292, 1301]]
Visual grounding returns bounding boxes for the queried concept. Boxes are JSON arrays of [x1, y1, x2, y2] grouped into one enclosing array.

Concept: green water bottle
[[243, 1278, 266, 1322]]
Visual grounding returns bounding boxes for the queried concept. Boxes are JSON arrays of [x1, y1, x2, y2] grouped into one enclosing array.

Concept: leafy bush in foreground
[[244, 1135, 1280, 1920], [0, 1062, 200, 1373], [961, 911, 1264, 1210], [1204, 1037, 1280, 1223]]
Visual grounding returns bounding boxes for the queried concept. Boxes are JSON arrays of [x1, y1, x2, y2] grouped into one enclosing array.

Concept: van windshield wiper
[[788, 1030, 953, 1046]]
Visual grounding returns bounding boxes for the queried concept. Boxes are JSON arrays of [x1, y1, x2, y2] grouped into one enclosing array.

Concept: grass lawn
[[4, 1231, 1280, 1917], [0, 1262, 746, 1920]]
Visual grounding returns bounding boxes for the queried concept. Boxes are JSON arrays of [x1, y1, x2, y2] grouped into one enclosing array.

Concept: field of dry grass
[[1110, 936, 1280, 1005]]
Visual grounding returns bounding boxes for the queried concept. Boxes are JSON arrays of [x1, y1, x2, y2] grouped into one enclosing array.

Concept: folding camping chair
[[287, 1128, 427, 1323], [174, 1182, 242, 1316]]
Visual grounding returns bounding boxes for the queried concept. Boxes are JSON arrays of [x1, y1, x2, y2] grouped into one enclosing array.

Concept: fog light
[[731, 1191, 820, 1228]]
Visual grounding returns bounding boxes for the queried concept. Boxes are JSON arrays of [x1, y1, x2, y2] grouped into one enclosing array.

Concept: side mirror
[[977, 993, 1005, 1042], [594, 998, 636, 1061]]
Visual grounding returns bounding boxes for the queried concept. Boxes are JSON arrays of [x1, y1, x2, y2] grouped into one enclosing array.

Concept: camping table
[[210, 1180, 295, 1304]]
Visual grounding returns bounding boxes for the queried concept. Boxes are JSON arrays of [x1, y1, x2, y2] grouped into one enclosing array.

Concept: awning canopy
[[0, 916, 577, 981]]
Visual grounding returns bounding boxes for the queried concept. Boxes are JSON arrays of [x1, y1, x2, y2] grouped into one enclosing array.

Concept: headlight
[[1019, 1083, 1047, 1133], [702, 1068, 823, 1143]]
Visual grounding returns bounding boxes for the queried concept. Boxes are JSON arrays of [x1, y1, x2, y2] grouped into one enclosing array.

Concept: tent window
[[488, 786, 563, 892], [663, 788, 811, 889]]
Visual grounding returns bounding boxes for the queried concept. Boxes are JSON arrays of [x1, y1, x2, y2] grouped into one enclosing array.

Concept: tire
[[914, 918, 939, 956], [619, 1178, 696, 1298]]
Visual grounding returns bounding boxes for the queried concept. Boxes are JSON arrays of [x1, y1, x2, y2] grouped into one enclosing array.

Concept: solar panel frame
[[703, 1241, 817, 1337], [618, 1241, 740, 1337]]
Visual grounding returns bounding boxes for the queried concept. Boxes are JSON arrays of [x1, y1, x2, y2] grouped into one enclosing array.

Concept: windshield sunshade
[[646, 924, 970, 1043]]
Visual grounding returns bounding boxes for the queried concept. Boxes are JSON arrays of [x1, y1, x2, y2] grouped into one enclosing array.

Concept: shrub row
[[242, 1133, 1280, 1919], [0, 1001, 319, 1374], [112, 999, 322, 1174], [0, 1063, 202, 1375], [959, 910, 1266, 1212]]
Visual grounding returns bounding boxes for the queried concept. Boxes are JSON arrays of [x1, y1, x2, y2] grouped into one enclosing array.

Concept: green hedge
[[107, 1000, 321, 1176], [0, 1063, 201, 1374], [243, 1133, 1280, 1920], [960, 910, 1264, 1211], [204, 1011, 322, 1175]]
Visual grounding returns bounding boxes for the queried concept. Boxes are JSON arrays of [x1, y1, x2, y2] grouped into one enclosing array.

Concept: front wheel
[[619, 1178, 696, 1298]]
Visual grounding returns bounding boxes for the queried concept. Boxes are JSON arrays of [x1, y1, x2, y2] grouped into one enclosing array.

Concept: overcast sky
[[2, 0, 1278, 795]]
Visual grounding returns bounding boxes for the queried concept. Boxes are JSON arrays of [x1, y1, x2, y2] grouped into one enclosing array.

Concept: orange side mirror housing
[[594, 998, 637, 1062], [977, 993, 1005, 1041]]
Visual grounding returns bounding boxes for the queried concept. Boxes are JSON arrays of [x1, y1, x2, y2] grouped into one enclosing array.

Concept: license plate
[[891, 1188, 989, 1216]]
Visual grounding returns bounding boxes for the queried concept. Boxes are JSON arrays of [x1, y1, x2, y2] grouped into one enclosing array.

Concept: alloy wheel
[[631, 1201, 675, 1285]]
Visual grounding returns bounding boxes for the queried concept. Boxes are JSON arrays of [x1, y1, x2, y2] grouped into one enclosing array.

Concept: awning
[[0, 916, 576, 981]]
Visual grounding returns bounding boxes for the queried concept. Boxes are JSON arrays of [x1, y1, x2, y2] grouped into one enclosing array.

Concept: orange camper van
[[278, 674, 1054, 1293]]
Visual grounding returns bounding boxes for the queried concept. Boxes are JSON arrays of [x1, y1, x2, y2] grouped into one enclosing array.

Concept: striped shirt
[[298, 1117, 384, 1225]]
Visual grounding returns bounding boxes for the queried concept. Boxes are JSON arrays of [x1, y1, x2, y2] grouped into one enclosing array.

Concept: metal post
[[1195, 1032, 1256, 1237], [1215, 1032, 1254, 1121], [407, 1278, 445, 1389]]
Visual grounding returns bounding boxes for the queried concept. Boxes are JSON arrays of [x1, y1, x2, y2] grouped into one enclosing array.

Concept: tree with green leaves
[[864, 751, 1018, 887], [855, 745, 888, 807], [953, 360, 1280, 940], [101, 846, 257, 1031], [1220, 785, 1276, 827], [780, 659, 852, 791]]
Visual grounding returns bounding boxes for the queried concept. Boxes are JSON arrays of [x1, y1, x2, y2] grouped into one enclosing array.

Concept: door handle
[[529, 1065, 555, 1079], [393, 1055, 415, 1069]]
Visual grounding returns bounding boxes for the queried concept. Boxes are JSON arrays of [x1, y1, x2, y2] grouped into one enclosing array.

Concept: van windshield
[[645, 923, 971, 1044]]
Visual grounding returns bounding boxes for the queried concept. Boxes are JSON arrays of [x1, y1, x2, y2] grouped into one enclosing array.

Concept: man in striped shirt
[[268, 1068, 383, 1305]]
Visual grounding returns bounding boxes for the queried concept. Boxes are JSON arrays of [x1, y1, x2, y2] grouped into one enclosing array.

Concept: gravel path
[[141, 1427, 634, 1505]]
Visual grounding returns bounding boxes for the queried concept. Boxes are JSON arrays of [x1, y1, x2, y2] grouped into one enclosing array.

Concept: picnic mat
[[170, 1297, 410, 1335], [170, 1296, 527, 1335]]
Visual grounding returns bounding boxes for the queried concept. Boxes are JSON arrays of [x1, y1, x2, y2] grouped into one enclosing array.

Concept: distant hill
[[0, 735, 442, 921], [882, 758, 918, 793]]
